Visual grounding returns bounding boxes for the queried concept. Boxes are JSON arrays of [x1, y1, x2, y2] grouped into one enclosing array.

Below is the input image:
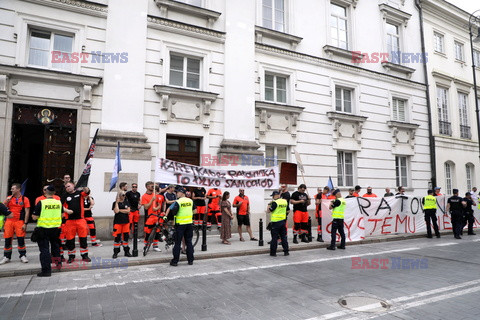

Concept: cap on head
[[168, 184, 175, 189], [271, 191, 280, 197], [466, 192, 471, 197], [177, 187, 186, 194], [299, 184, 307, 189], [427, 189, 433, 194], [434, 187, 441, 190], [453, 188, 459, 194], [46, 185, 56, 192], [332, 189, 341, 196]]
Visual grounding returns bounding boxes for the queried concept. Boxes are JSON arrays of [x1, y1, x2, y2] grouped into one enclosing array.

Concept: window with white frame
[[335, 86, 353, 113], [28, 29, 73, 72], [262, 0, 285, 32], [433, 32, 444, 53], [458, 92, 470, 139], [437, 87, 451, 136], [474, 50, 480, 67], [454, 41, 464, 61], [337, 151, 354, 187], [392, 98, 407, 122], [444, 162, 453, 195], [386, 22, 400, 62], [265, 145, 288, 167], [466, 163, 474, 191], [265, 73, 287, 103], [176, 0, 202, 6], [330, 2, 348, 50], [395, 156, 408, 188], [169, 54, 201, 89]]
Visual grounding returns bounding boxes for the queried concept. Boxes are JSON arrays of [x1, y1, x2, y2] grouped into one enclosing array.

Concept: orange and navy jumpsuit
[[112, 200, 131, 254], [141, 192, 165, 249], [63, 190, 89, 259], [83, 196, 99, 244], [207, 188, 222, 228], [193, 187, 207, 226], [3, 195, 30, 259], [315, 193, 335, 236]]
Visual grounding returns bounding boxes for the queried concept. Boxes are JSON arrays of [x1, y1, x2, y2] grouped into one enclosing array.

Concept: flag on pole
[[327, 176, 334, 190], [20, 178, 28, 196], [76, 129, 99, 188], [109, 142, 122, 192], [293, 149, 305, 174]]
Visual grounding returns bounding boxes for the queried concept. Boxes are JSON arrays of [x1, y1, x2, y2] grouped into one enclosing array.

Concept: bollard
[[132, 222, 138, 257], [307, 217, 313, 242], [259, 218, 264, 246], [201, 220, 207, 251]]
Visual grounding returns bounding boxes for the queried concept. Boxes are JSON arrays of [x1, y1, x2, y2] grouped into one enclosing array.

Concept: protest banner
[[321, 195, 480, 243], [155, 158, 279, 189]]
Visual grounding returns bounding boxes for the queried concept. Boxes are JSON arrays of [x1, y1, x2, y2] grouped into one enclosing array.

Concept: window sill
[[255, 101, 304, 137], [153, 85, 218, 112], [255, 101, 304, 114], [433, 51, 447, 59], [381, 61, 415, 76], [327, 111, 367, 123], [154, 0, 221, 24], [455, 59, 467, 67], [323, 45, 363, 62], [255, 26, 302, 50], [387, 120, 419, 130]]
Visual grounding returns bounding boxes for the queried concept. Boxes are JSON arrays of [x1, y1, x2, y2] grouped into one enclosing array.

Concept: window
[[265, 145, 288, 167], [176, 0, 202, 6], [265, 73, 287, 103], [169, 54, 201, 89], [335, 87, 352, 113], [166, 135, 200, 166], [444, 162, 453, 195], [28, 29, 73, 72], [474, 50, 480, 67], [433, 32, 444, 53], [337, 151, 354, 187], [262, 0, 285, 32], [458, 92, 470, 139], [454, 41, 464, 61], [330, 3, 348, 50], [395, 156, 408, 188], [466, 164, 474, 191], [392, 98, 407, 122], [437, 87, 451, 136], [386, 22, 400, 62]]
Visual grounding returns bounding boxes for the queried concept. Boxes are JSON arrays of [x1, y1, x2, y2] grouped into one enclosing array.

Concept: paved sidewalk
[[0, 229, 457, 278]]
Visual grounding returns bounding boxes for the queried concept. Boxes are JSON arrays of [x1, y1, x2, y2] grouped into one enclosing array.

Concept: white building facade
[[0, 0, 434, 236]]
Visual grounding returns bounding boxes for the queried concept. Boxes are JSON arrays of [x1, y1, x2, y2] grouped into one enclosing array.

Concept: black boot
[[67, 255, 75, 264], [81, 253, 91, 262], [123, 246, 132, 257], [293, 235, 298, 244], [317, 235, 324, 242], [113, 247, 120, 259], [301, 234, 308, 243]]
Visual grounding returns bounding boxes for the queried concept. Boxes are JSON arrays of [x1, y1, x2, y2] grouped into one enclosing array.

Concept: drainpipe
[[415, 0, 437, 188]]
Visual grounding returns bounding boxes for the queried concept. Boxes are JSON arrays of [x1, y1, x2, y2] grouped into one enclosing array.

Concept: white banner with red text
[[155, 158, 279, 189], [320, 195, 480, 243]]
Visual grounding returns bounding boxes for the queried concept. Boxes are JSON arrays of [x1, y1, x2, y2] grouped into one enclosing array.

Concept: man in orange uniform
[[141, 181, 164, 252], [233, 189, 257, 241], [206, 188, 222, 229], [35, 185, 61, 204], [362, 187, 377, 198], [315, 186, 335, 242], [0, 183, 30, 264], [62, 182, 91, 264], [290, 184, 311, 244], [353, 185, 361, 197]]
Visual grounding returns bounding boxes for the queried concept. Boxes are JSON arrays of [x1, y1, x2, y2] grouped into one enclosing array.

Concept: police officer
[[462, 192, 476, 236], [165, 187, 196, 266], [32, 185, 72, 277], [446, 189, 465, 239], [327, 189, 346, 250], [422, 190, 440, 238], [267, 191, 289, 257]]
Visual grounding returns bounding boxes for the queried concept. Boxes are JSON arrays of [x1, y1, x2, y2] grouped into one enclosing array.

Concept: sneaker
[[81, 255, 91, 263], [20, 256, 29, 263], [92, 242, 103, 247], [0, 257, 10, 265], [326, 246, 335, 250], [153, 247, 162, 252], [170, 260, 178, 266], [67, 256, 75, 264], [188, 261, 193, 265]]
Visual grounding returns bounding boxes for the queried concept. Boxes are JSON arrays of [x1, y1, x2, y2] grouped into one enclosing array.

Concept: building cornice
[[381, 61, 416, 77], [154, 0, 221, 25], [147, 16, 225, 43], [255, 101, 304, 114], [20, 0, 107, 17], [0, 64, 101, 86], [255, 43, 425, 89], [153, 85, 219, 101], [379, 3, 411, 26], [255, 26, 302, 50], [387, 120, 420, 130]]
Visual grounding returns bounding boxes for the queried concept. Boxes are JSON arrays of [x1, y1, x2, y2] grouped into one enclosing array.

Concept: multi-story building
[[0, 0, 433, 235], [421, 0, 480, 195]]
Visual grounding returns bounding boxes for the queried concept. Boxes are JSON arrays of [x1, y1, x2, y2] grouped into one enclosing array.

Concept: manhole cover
[[338, 296, 390, 313]]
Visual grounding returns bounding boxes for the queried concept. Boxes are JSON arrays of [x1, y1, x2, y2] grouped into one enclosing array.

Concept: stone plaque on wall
[[103, 172, 138, 192]]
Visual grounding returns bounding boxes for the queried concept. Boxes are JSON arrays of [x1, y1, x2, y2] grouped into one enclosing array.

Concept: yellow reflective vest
[[271, 199, 287, 222], [37, 198, 62, 228], [331, 198, 346, 219], [423, 195, 437, 210], [175, 197, 194, 225]]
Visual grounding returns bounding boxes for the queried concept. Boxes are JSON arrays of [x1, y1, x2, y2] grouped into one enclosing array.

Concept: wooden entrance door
[[166, 135, 200, 166]]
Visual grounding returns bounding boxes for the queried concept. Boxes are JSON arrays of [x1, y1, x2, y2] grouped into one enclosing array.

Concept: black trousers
[[424, 209, 440, 237], [464, 212, 475, 234], [37, 228, 61, 274], [172, 224, 194, 263], [451, 212, 464, 237], [330, 219, 345, 248], [270, 220, 288, 255]]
